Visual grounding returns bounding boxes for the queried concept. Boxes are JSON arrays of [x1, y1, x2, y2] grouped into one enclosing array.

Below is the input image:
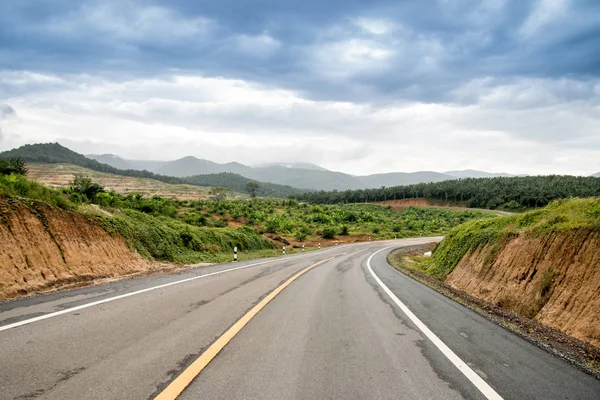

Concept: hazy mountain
[[87, 154, 134, 170], [150, 157, 464, 190], [154, 156, 254, 177], [444, 169, 513, 178], [86, 154, 169, 171], [246, 166, 361, 191], [127, 160, 169, 171], [357, 171, 454, 188], [256, 162, 329, 171], [592, 172, 600, 178], [7, 143, 539, 192]]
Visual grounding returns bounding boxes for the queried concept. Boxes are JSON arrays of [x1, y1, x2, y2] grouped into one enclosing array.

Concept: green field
[[179, 199, 494, 242]]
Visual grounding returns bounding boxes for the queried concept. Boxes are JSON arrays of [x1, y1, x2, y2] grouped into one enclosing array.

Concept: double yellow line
[[155, 256, 335, 400]]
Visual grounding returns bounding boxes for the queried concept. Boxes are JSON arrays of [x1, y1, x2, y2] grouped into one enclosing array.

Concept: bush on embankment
[[91, 209, 275, 264]]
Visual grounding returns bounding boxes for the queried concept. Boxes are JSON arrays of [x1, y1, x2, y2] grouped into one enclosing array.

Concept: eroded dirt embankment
[[0, 197, 150, 300], [446, 230, 600, 347]]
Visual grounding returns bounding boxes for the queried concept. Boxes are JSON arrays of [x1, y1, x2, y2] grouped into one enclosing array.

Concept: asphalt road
[[0, 238, 598, 400]]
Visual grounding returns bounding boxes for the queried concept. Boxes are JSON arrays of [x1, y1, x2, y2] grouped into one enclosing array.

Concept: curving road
[[0, 238, 598, 400]]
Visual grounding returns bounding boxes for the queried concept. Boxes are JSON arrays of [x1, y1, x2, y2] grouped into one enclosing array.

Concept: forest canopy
[[292, 175, 600, 209]]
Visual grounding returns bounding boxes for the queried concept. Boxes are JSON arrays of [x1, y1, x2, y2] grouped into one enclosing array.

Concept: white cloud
[[1, 71, 599, 176], [355, 18, 395, 35], [44, 1, 212, 42], [520, 0, 569, 39], [452, 77, 598, 108], [310, 39, 393, 79], [234, 34, 281, 57], [0, 71, 66, 87]]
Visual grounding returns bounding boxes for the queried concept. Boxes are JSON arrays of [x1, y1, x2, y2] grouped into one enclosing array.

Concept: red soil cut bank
[[0, 197, 150, 300], [446, 230, 600, 347]]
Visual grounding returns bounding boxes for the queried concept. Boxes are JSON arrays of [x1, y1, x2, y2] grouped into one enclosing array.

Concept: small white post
[[282, 246, 286, 256], [234, 246, 238, 262], [368, 236, 371, 241], [302, 244, 305, 252], [318, 242, 321, 249]]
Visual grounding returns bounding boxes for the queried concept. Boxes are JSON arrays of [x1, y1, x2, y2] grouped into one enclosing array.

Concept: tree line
[[292, 175, 600, 209]]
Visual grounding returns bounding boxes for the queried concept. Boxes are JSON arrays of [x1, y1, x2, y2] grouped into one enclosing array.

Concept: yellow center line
[[154, 256, 336, 400]]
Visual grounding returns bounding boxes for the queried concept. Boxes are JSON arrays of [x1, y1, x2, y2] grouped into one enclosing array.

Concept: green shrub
[[295, 231, 307, 241], [322, 226, 337, 239], [0, 174, 74, 209], [265, 218, 279, 233], [94, 209, 275, 263]]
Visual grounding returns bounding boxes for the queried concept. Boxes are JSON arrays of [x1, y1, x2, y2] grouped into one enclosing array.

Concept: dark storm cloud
[[1, 0, 599, 102]]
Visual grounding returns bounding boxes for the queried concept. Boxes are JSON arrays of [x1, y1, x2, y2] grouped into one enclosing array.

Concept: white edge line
[[0, 250, 333, 333], [367, 246, 504, 400]]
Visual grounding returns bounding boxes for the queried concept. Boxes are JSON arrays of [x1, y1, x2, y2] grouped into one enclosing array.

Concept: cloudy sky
[[1, 0, 599, 175]]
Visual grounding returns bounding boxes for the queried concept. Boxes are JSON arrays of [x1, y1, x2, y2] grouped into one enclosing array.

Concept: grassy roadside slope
[[428, 197, 600, 279], [398, 197, 600, 348]]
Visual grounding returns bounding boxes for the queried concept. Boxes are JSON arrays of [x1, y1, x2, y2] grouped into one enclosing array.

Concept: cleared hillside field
[[27, 163, 243, 200]]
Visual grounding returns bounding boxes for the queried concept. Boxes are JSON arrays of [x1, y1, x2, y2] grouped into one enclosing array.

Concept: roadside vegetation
[[293, 175, 600, 210], [0, 160, 495, 264], [395, 197, 600, 280], [180, 199, 493, 241]]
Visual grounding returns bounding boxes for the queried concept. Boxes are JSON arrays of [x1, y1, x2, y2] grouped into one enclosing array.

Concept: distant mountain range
[[3, 143, 594, 194], [0, 143, 303, 198], [87, 153, 523, 191], [593, 172, 600, 178]]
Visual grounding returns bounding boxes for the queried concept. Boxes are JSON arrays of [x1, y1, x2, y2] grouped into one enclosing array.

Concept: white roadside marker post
[[318, 242, 321, 249], [283, 246, 286, 256], [302, 244, 305, 252], [234, 246, 238, 262]]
